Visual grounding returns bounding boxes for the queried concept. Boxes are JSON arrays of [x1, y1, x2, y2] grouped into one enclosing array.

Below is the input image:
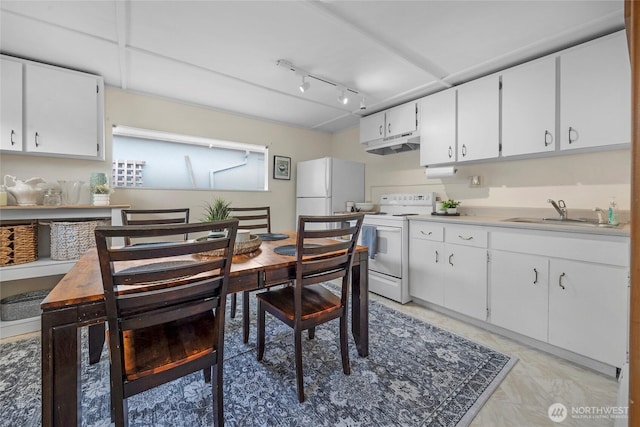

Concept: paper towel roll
[[425, 166, 457, 179]]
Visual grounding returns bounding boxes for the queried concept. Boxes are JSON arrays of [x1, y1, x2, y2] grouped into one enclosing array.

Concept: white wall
[[0, 87, 333, 231], [331, 126, 631, 212], [1, 87, 630, 229]]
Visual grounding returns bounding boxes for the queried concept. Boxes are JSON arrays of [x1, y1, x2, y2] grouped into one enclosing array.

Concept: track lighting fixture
[[277, 59, 366, 108], [299, 76, 310, 93], [337, 89, 348, 105]]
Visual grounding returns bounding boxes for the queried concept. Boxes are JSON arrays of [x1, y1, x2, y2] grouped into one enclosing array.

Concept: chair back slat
[[295, 213, 364, 309], [120, 297, 219, 331], [229, 206, 271, 233], [115, 276, 224, 311], [121, 208, 190, 245]]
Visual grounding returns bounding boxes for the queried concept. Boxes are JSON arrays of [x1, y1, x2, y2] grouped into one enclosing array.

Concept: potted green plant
[[91, 183, 113, 206], [202, 197, 231, 238], [441, 199, 461, 214]]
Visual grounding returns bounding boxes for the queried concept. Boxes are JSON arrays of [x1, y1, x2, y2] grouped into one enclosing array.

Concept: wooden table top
[[43, 231, 367, 310]]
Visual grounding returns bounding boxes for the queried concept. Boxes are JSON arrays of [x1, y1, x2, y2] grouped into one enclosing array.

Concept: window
[[112, 126, 268, 191]]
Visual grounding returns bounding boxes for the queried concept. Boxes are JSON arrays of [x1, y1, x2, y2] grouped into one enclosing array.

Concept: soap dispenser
[[608, 198, 619, 226]]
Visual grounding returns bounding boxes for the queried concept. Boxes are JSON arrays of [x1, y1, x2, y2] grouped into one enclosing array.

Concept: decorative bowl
[[355, 202, 374, 212]]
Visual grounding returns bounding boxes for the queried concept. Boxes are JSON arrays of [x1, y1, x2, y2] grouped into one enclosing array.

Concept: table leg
[[351, 254, 369, 357], [88, 322, 105, 364], [242, 291, 250, 343], [41, 307, 81, 427]]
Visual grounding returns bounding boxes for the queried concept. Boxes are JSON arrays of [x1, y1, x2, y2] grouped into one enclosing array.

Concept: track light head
[[299, 76, 310, 93], [337, 89, 349, 105]]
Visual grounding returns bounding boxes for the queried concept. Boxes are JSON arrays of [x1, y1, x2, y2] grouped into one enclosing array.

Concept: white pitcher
[[3, 175, 45, 206]]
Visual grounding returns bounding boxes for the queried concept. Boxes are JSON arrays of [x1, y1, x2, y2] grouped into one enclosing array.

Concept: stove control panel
[[380, 193, 435, 206]]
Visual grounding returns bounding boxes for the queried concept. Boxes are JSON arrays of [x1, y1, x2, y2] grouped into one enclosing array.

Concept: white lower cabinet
[[409, 223, 445, 305], [443, 243, 487, 320], [490, 229, 629, 368], [490, 251, 549, 342], [548, 260, 628, 367], [410, 223, 487, 321], [410, 219, 630, 369]]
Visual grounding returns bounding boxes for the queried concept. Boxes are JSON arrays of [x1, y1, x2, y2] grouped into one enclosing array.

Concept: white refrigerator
[[296, 157, 365, 228]]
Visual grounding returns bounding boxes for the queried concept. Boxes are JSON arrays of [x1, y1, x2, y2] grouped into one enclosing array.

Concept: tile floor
[[369, 292, 622, 427]]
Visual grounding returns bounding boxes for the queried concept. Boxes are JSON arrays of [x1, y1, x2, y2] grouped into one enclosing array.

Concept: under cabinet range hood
[[364, 133, 420, 155]]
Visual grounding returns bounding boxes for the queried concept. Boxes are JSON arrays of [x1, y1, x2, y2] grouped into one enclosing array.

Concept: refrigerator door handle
[[325, 162, 330, 197]]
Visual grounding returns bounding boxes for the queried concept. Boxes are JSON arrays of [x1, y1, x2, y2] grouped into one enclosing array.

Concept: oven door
[[361, 224, 403, 278]]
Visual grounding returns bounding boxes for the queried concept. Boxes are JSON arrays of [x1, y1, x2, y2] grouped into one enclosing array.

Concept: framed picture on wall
[[273, 155, 291, 180]]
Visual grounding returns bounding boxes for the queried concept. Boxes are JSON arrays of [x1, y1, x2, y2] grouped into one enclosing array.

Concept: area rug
[[1, 292, 516, 426]]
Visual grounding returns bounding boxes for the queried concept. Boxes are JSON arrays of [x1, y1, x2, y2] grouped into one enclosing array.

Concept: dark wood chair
[[94, 219, 238, 426], [256, 213, 364, 402], [87, 208, 192, 365], [120, 208, 190, 246], [227, 206, 275, 342]]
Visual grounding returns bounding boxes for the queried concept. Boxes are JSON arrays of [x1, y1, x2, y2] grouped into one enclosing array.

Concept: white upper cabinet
[[502, 56, 556, 157], [359, 102, 417, 144], [0, 58, 23, 152], [457, 75, 500, 162], [24, 62, 103, 159], [560, 31, 630, 150], [359, 111, 385, 143], [419, 88, 456, 166], [385, 102, 418, 137]]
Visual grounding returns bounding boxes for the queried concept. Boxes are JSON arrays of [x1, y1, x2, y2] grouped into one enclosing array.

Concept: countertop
[[409, 212, 630, 237]]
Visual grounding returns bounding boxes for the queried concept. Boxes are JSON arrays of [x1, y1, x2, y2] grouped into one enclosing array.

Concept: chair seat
[[256, 284, 342, 322], [123, 311, 216, 381]]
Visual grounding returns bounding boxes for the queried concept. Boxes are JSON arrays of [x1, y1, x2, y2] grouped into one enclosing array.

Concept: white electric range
[[361, 193, 435, 303]]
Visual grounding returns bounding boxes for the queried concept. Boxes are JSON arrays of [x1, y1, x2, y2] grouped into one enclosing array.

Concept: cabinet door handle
[[35, 131, 40, 147], [568, 127, 578, 144], [10, 130, 16, 145], [544, 130, 553, 146], [379, 125, 383, 136], [420, 230, 433, 236], [388, 123, 391, 134], [458, 235, 473, 241], [533, 268, 538, 284], [448, 146, 453, 158], [559, 272, 566, 289], [461, 144, 467, 157], [435, 250, 439, 263], [448, 253, 454, 266]]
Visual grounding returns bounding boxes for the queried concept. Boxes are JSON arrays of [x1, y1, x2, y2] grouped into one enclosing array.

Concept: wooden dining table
[[40, 231, 369, 426]]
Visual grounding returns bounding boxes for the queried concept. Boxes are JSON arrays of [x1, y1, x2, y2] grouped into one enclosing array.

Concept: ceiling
[[0, 1, 626, 134]]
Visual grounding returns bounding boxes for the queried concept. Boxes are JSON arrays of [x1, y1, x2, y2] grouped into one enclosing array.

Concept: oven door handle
[[372, 226, 401, 232]]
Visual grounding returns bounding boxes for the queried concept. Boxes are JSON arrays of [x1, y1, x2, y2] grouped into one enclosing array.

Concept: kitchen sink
[[502, 217, 619, 228]]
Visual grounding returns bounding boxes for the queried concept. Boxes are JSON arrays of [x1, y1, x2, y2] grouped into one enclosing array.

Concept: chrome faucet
[[547, 199, 568, 220], [592, 207, 607, 224]]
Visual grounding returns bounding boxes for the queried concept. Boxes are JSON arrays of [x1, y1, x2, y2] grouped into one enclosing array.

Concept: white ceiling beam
[[303, 0, 453, 88], [113, 0, 129, 90], [126, 45, 352, 114]]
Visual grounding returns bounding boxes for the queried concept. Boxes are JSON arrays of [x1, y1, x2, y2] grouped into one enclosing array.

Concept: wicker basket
[[197, 234, 262, 257], [49, 220, 108, 260], [0, 222, 38, 266], [0, 289, 49, 321]]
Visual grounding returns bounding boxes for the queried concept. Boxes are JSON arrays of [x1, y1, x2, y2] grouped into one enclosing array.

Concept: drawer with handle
[[410, 223, 444, 242], [444, 226, 488, 248]]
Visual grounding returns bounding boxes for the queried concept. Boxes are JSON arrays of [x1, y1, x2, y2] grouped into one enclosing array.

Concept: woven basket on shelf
[[0, 222, 38, 266], [0, 289, 49, 321], [49, 220, 109, 261]]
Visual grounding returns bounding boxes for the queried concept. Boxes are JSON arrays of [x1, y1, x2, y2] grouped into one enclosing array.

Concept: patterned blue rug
[[1, 293, 516, 426]]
